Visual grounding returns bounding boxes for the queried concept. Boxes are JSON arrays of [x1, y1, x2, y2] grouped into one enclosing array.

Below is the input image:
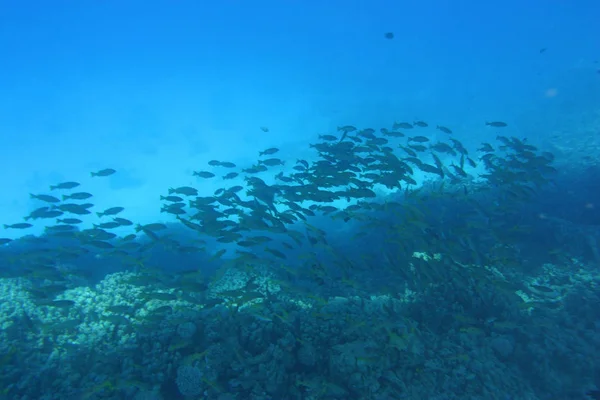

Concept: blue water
[[0, 1, 599, 399]]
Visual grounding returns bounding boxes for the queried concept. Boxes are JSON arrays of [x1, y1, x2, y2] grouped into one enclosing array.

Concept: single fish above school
[[486, 121, 508, 127], [91, 168, 116, 177], [259, 147, 279, 156]]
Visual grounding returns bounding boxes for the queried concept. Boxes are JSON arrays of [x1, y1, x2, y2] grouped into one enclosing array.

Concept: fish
[[113, 217, 133, 226], [97, 207, 125, 217], [337, 125, 357, 133], [408, 144, 427, 152], [208, 248, 227, 261], [56, 204, 91, 215], [436, 125, 453, 134], [50, 181, 80, 190], [106, 305, 135, 314], [161, 204, 186, 215], [223, 172, 239, 180], [62, 192, 93, 201], [135, 223, 167, 232], [94, 222, 121, 229], [193, 171, 216, 179], [485, 121, 508, 127], [30, 194, 61, 203], [169, 187, 198, 196], [47, 300, 76, 308], [381, 130, 405, 138], [91, 168, 116, 177], [260, 158, 285, 167], [393, 122, 413, 129], [430, 142, 456, 155], [587, 390, 600, 400], [85, 240, 115, 249], [357, 129, 376, 139], [264, 247, 287, 259], [161, 195, 184, 202], [399, 145, 417, 157], [384, 32, 394, 39], [259, 148, 279, 156], [319, 134, 338, 141], [45, 224, 77, 232], [144, 291, 177, 301], [478, 143, 494, 152], [260, 126, 269, 132], [3, 223, 33, 229], [57, 218, 83, 224]]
